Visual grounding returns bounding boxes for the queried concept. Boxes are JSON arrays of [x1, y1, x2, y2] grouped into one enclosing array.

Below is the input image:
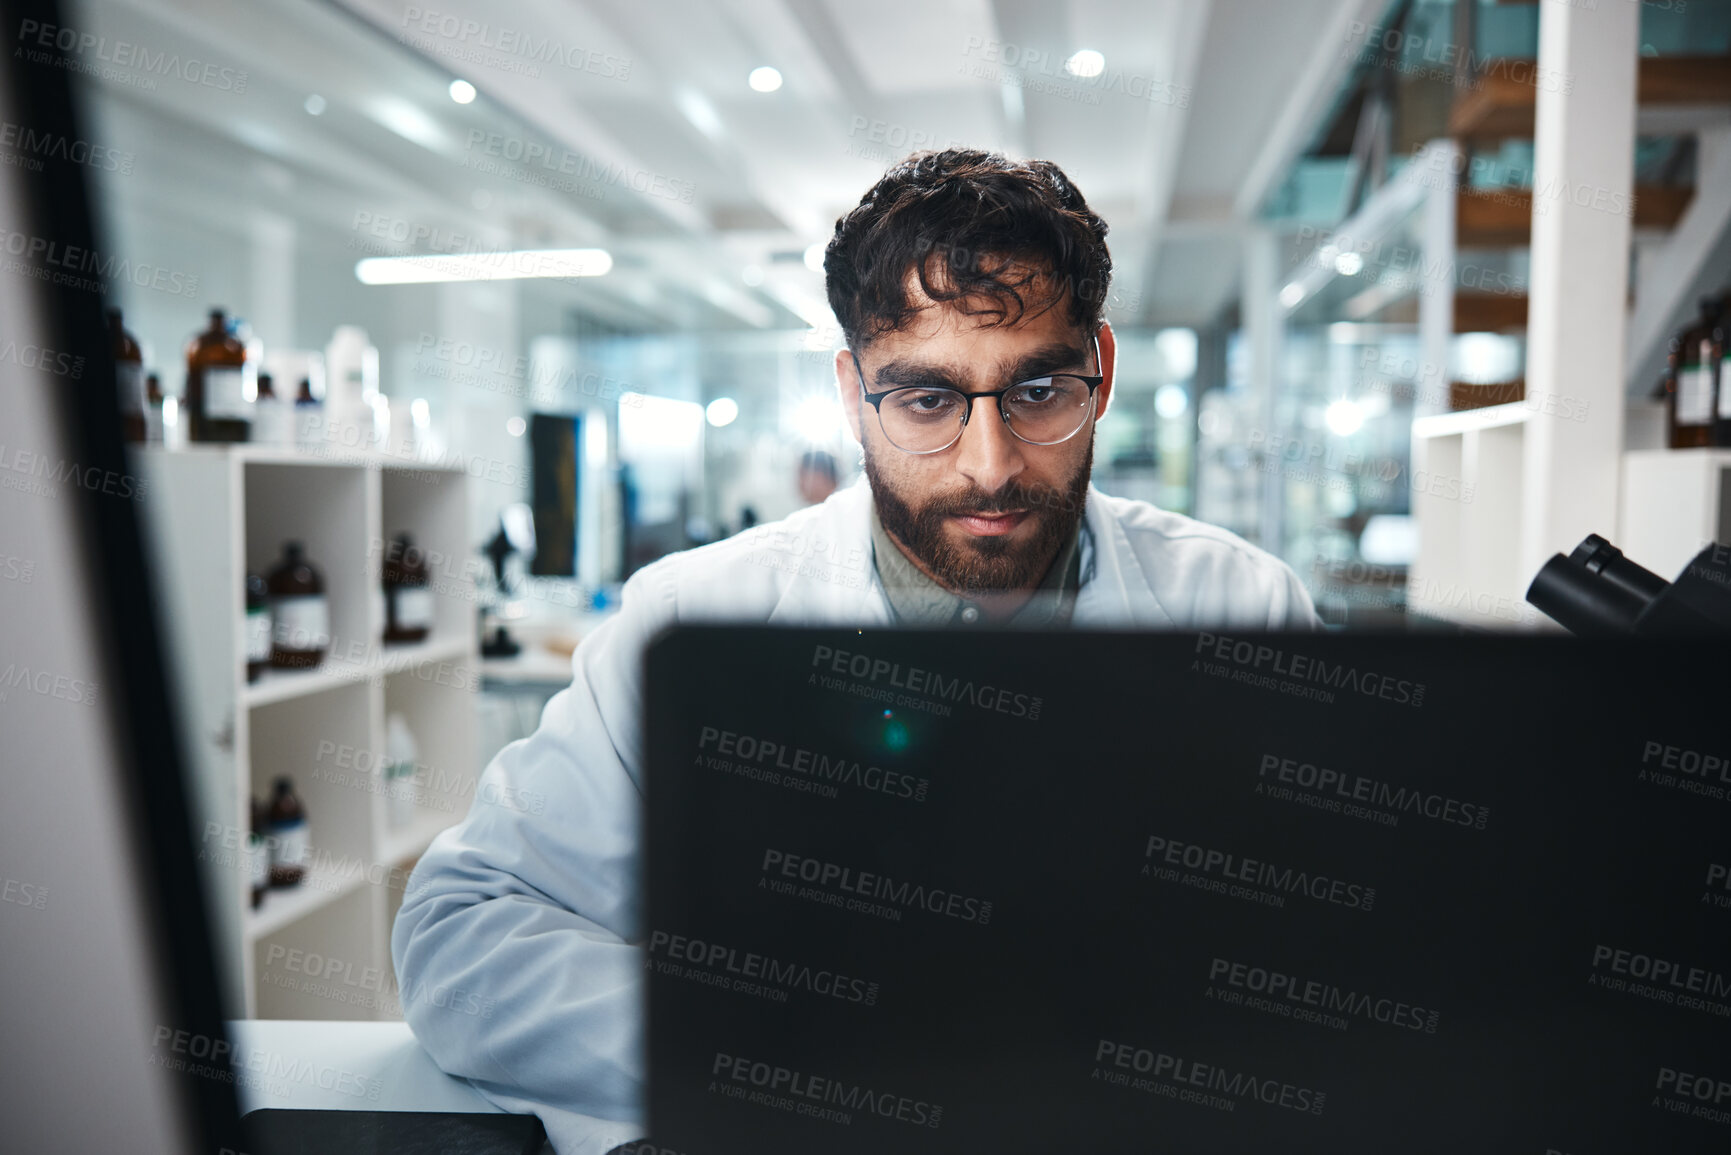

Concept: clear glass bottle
[[144, 372, 164, 444], [251, 372, 294, 447]]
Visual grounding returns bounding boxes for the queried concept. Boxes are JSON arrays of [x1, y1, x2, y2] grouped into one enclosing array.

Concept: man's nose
[[951, 396, 1025, 495]]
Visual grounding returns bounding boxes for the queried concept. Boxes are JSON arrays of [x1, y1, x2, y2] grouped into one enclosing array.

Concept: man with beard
[[393, 149, 1317, 1155]]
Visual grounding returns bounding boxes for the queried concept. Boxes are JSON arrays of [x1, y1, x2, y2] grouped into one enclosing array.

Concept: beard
[[863, 438, 1093, 595]]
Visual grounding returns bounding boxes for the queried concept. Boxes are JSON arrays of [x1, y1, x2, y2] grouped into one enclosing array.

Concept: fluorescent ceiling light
[[676, 88, 724, 141], [370, 97, 444, 150], [1325, 399, 1364, 437], [355, 248, 613, 284]]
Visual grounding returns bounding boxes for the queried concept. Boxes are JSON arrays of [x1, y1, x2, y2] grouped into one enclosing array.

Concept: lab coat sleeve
[[1272, 562, 1323, 630], [391, 564, 677, 1155]]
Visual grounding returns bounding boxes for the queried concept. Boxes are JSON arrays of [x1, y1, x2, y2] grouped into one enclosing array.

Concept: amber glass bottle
[[108, 308, 146, 442], [244, 571, 271, 682], [1669, 297, 1717, 449], [266, 541, 329, 669], [383, 533, 433, 644], [266, 778, 309, 888], [1716, 296, 1731, 447], [185, 308, 252, 443], [249, 798, 270, 908]]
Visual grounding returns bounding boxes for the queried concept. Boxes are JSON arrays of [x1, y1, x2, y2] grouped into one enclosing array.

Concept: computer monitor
[[0, 1, 243, 1146], [646, 625, 1729, 1153]]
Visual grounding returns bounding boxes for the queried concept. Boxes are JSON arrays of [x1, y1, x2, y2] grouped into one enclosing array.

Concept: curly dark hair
[[823, 148, 1112, 351]]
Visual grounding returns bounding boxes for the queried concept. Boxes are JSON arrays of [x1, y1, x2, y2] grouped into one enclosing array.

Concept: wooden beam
[[1454, 292, 1528, 332], [1456, 186, 1693, 246], [1451, 56, 1731, 142]]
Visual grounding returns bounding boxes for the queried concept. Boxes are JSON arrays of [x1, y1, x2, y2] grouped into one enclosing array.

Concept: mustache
[[921, 481, 1074, 519]]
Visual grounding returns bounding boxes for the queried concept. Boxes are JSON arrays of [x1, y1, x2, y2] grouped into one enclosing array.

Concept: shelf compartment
[[244, 461, 371, 672], [379, 467, 476, 645], [252, 886, 386, 1020], [246, 860, 372, 941], [249, 681, 376, 937]]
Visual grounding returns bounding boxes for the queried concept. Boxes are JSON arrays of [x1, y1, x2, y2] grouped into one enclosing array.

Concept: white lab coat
[[392, 479, 1317, 1154]]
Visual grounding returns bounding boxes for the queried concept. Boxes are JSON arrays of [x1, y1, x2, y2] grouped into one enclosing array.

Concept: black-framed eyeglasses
[[851, 333, 1104, 455]]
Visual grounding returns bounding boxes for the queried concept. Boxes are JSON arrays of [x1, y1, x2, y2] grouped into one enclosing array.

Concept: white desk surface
[[480, 642, 579, 686], [227, 1019, 501, 1117]]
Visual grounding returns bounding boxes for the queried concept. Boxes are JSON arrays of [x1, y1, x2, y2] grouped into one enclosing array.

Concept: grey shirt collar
[[868, 502, 1083, 628]]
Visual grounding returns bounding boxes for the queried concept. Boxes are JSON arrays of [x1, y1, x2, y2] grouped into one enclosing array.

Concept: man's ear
[[1093, 321, 1118, 423], [834, 348, 864, 445]]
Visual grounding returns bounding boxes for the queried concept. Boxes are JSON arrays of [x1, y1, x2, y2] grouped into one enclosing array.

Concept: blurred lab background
[[55, 0, 1731, 1020]]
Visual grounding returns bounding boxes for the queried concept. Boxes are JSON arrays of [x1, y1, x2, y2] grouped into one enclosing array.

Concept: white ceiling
[[77, 0, 1381, 335]]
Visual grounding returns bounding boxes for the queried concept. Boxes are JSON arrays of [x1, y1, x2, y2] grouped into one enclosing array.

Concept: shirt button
[[960, 606, 980, 623]]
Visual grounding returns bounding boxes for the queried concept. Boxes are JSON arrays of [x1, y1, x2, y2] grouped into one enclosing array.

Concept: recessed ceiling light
[[304, 93, 326, 116], [749, 66, 783, 93], [803, 242, 825, 273], [706, 397, 739, 427], [449, 79, 477, 104], [1065, 50, 1105, 78], [507, 416, 526, 437]]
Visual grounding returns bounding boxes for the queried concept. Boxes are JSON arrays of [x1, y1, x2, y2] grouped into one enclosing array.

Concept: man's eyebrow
[[868, 341, 1090, 390]]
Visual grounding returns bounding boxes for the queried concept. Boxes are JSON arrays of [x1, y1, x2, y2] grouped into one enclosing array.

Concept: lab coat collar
[[1074, 485, 1178, 627], [764, 479, 892, 627], [763, 478, 1176, 629]]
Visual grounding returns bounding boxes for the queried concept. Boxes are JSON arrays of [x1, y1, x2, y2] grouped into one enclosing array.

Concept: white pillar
[[1519, 1, 1637, 583], [248, 211, 295, 346], [1242, 227, 1285, 553], [1416, 140, 1458, 420]]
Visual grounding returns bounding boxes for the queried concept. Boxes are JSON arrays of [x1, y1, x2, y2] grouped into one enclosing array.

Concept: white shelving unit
[[137, 445, 479, 1019], [1407, 403, 1545, 628], [1619, 449, 1731, 578]]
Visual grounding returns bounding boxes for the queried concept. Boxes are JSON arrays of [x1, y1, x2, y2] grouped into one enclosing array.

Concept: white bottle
[[384, 712, 420, 831], [324, 325, 380, 450], [250, 376, 295, 447]]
